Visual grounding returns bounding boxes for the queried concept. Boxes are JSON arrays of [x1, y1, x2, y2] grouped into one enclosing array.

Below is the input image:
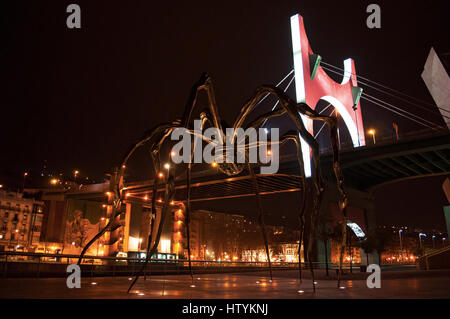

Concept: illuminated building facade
[[0, 190, 44, 252], [189, 210, 244, 261], [136, 202, 185, 258]]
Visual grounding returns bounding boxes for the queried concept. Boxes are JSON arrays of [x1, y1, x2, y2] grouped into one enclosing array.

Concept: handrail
[[420, 245, 450, 259], [0, 251, 344, 267]]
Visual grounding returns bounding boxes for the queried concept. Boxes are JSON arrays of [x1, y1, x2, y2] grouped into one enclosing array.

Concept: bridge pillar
[[315, 182, 378, 268]]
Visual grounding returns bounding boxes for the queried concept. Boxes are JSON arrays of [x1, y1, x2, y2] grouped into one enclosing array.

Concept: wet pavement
[[1, 269, 449, 299]]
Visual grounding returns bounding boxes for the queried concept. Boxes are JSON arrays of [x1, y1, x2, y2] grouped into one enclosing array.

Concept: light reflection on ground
[[0, 270, 449, 299]]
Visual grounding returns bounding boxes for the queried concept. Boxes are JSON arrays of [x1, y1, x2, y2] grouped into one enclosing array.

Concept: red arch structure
[[290, 13, 366, 177]]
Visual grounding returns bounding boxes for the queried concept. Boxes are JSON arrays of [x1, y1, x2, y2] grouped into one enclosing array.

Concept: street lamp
[[22, 172, 28, 192], [74, 170, 79, 181], [368, 129, 376, 144], [419, 233, 426, 248], [432, 235, 436, 248], [399, 230, 403, 250], [442, 237, 447, 247]]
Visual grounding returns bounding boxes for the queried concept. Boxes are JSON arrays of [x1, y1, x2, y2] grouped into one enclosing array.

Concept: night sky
[[1, 1, 449, 229]]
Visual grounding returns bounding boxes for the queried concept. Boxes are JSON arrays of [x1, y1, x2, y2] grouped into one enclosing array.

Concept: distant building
[[189, 210, 245, 261], [188, 210, 303, 262], [0, 190, 44, 252]]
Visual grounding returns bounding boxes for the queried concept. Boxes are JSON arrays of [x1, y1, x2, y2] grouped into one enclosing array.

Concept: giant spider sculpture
[[77, 73, 350, 293]]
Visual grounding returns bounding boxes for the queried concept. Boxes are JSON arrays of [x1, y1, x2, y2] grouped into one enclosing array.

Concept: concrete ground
[[1, 269, 449, 299]]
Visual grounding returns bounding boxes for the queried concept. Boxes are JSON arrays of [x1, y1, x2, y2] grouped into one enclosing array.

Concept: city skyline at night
[[1, 0, 450, 305]]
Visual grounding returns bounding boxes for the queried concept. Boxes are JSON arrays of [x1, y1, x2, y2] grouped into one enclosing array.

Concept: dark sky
[[1, 1, 449, 229]]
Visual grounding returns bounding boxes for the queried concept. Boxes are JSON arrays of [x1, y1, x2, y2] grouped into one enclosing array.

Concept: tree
[[360, 236, 376, 266], [412, 245, 425, 257], [315, 210, 334, 276], [364, 228, 390, 265]]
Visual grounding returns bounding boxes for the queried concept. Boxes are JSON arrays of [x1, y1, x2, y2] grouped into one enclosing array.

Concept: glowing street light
[[50, 178, 59, 185], [164, 163, 170, 170], [211, 161, 218, 168], [22, 172, 29, 191], [419, 233, 426, 248], [368, 129, 376, 144]]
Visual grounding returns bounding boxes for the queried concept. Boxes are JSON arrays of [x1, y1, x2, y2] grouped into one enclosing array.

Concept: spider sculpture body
[[77, 73, 349, 292]]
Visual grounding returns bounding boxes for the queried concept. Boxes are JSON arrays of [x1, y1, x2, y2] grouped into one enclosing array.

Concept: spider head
[[217, 162, 246, 176]]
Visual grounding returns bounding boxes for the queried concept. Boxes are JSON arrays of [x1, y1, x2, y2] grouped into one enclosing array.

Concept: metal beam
[[400, 155, 431, 174], [375, 159, 411, 177], [416, 153, 445, 173], [365, 161, 402, 179]]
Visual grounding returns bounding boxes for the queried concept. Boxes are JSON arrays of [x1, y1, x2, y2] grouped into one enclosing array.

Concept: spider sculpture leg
[[77, 73, 348, 294], [77, 122, 180, 267], [231, 83, 347, 290], [181, 74, 347, 290]]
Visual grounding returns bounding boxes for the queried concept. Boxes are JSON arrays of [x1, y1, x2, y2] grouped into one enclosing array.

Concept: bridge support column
[[315, 182, 377, 269]]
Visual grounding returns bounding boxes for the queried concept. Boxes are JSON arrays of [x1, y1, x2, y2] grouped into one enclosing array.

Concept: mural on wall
[[64, 199, 104, 254], [65, 209, 96, 248]]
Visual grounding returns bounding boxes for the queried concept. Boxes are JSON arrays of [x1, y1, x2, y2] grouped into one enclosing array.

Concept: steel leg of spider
[[76, 73, 349, 293]]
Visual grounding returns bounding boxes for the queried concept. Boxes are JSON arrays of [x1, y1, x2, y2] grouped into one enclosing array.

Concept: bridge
[[65, 130, 449, 203]]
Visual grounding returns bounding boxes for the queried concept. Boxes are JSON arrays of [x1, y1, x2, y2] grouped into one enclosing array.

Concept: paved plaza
[[0, 269, 449, 299]]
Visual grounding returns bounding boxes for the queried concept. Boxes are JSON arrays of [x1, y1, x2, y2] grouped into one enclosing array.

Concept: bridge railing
[[318, 127, 448, 154], [0, 251, 351, 278]]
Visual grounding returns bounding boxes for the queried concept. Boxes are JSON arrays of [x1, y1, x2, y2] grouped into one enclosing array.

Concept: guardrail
[[318, 128, 448, 154], [0, 251, 348, 278]]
